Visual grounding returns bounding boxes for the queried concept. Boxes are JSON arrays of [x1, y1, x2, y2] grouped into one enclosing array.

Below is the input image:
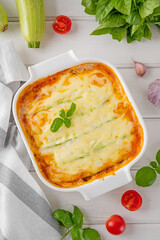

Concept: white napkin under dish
[[0, 40, 61, 240]]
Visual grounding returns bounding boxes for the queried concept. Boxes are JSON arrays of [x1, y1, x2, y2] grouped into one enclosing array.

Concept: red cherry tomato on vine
[[52, 15, 72, 34], [121, 190, 142, 211], [106, 215, 126, 235]]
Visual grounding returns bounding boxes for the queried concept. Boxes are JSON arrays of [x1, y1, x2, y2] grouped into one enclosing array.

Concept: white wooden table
[[1, 1, 160, 239]]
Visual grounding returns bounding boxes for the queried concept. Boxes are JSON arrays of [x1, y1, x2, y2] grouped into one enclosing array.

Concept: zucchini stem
[[28, 41, 40, 48]]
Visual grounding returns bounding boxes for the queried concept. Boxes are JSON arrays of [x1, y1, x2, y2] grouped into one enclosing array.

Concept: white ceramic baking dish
[[13, 50, 148, 201]]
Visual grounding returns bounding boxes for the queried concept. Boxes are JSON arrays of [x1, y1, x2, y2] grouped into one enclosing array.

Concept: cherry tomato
[[106, 215, 126, 235], [121, 190, 142, 211], [52, 15, 72, 34]]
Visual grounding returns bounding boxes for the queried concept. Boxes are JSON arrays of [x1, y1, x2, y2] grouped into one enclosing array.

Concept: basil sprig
[[81, 0, 160, 43], [67, 102, 76, 117], [136, 149, 160, 187], [50, 118, 64, 133], [52, 206, 101, 240], [50, 102, 76, 133]]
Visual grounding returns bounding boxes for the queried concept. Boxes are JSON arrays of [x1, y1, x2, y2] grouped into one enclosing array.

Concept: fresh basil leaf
[[127, 27, 135, 43], [85, 7, 96, 15], [63, 118, 71, 128], [155, 165, 160, 174], [71, 227, 82, 240], [109, 8, 119, 15], [144, 24, 152, 39], [72, 206, 83, 228], [52, 209, 74, 227], [147, 15, 160, 24], [152, 6, 160, 16], [94, 0, 99, 4], [81, 0, 96, 10], [136, 166, 157, 187], [132, 24, 145, 41], [59, 109, 65, 118], [156, 149, 160, 164], [136, 0, 144, 4], [98, 13, 126, 27], [96, 0, 114, 22], [91, 27, 111, 35], [150, 161, 158, 168], [67, 102, 76, 117], [112, 0, 132, 15], [82, 0, 160, 43], [131, 20, 144, 35], [131, 24, 140, 35], [83, 228, 101, 240], [124, 10, 141, 25], [50, 118, 63, 132], [132, 0, 137, 8], [139, 0, 160, 19], [92, 25, 127, 40], [109, 26, 126, 41]]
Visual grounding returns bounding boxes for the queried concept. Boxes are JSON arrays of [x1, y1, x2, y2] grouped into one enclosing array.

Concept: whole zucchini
[[0, 4, 8, 32], [15, 0, 45, 48]]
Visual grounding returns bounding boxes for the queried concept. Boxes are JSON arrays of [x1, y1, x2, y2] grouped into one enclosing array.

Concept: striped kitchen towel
[[0, 40, 61, 239], [0, 39, 29, 148], [0, 141, 61, 240], [0, 83, 13, 148]]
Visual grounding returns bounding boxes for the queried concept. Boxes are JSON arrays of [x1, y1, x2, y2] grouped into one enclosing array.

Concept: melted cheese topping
[[17, 63, 144, 188]]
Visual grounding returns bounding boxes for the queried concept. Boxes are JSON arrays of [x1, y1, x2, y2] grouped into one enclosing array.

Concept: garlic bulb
[[148, 79, 160, 107]]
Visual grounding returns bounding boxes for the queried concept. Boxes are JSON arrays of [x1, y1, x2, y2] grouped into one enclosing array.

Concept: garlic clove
[[148, 79, 160, 107], [134, 61, 146, 77]]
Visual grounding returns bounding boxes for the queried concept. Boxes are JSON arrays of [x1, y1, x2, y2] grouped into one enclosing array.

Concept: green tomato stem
[[61, 228, 72, 240]]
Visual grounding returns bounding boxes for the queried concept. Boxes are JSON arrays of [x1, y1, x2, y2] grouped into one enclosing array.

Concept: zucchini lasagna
[[17, 63, 144, 188]]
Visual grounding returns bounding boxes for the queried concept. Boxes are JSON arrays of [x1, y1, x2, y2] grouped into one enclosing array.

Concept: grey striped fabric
[[0, 127, 6, 148], [0, 162, 60, 233], [0, 229, 7, 240], [4, 123, 17, 148], [0, 145, 61, 240], [0, 41, 61, 240]]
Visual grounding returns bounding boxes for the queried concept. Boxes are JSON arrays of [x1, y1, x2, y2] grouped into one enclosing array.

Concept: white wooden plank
[[0, 0, 18, 17], [0, 22, 160, 66], [0, 0, 88, 18], [118, 69, 160, 118], [134, 119, 160, 168], [31, 170, 160, 224], [63, 224, 160, 240], [0, 0, 57, 18], [45, 0, 87, 18]]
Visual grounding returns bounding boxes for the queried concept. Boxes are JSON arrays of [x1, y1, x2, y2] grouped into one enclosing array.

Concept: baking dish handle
[[78, 167, 132, 201], [28, 50, 79, 80]]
